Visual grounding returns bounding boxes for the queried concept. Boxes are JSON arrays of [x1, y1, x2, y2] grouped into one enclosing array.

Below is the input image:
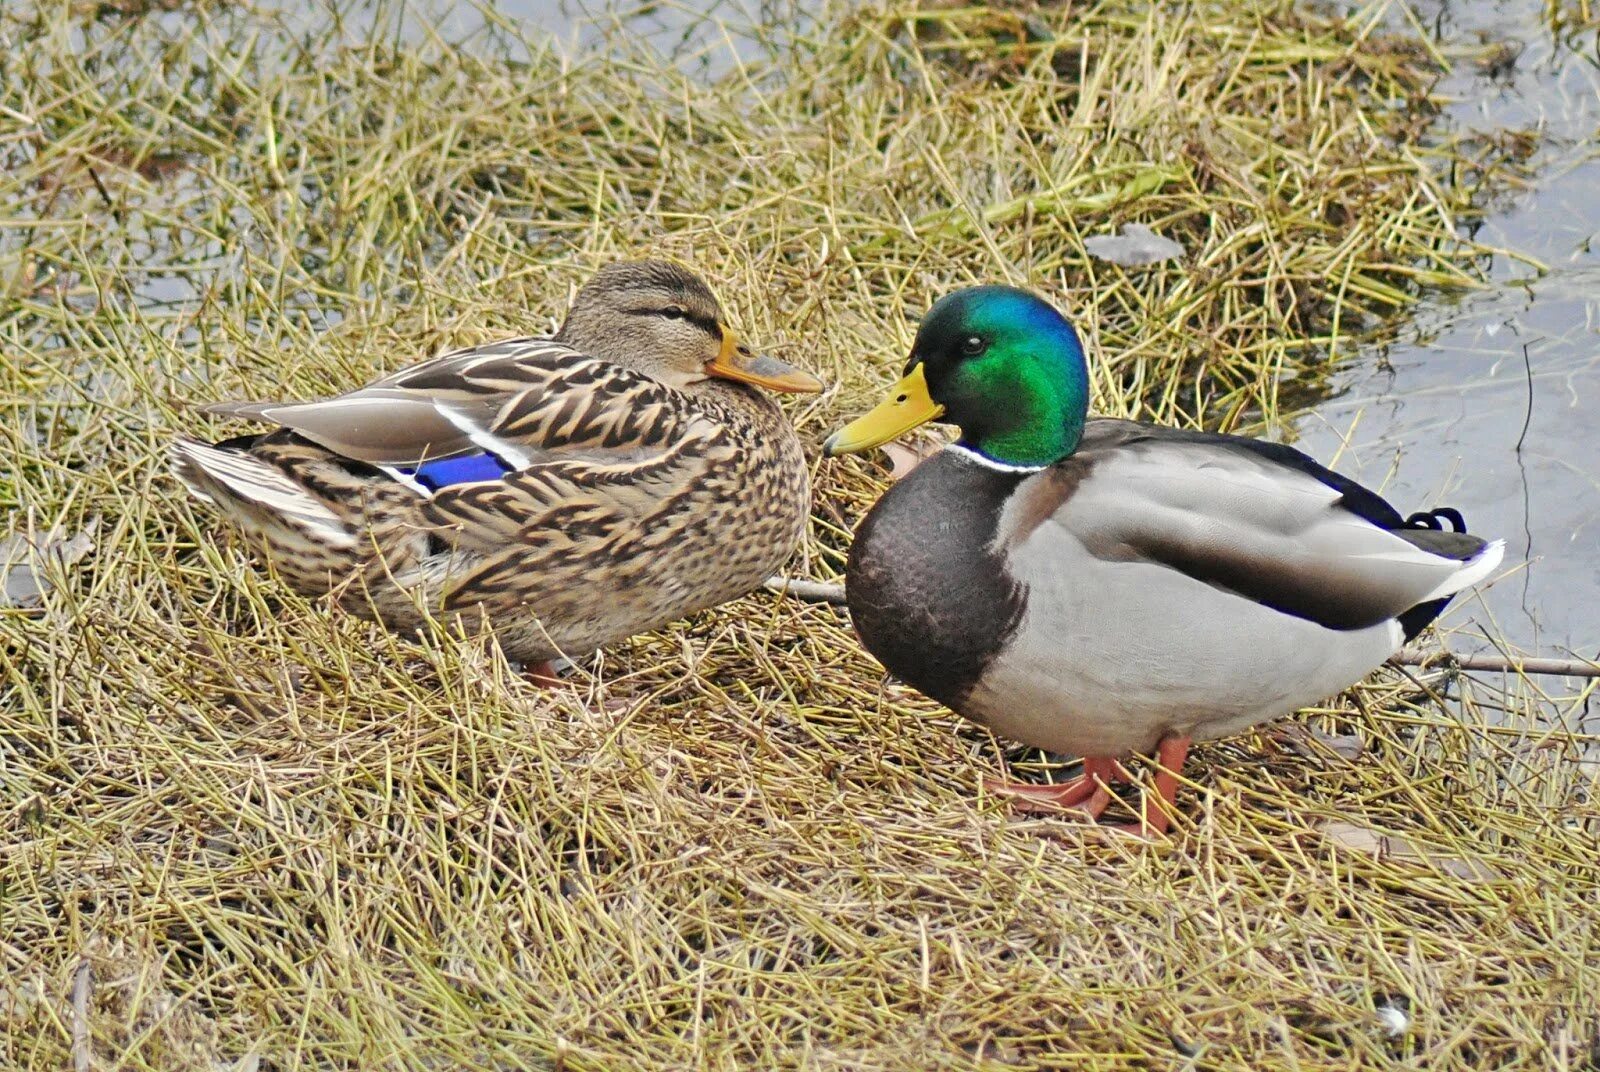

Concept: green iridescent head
[[825, 286, 1090, 469]]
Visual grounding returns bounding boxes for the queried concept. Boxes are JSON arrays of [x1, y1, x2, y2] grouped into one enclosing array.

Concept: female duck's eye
[[661, 306, 687, 320], [961, 335, 985, 356]]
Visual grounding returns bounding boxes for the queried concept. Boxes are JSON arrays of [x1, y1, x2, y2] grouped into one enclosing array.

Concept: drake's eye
[[661, 306, 687, 320], [961, 335, 985, 355]]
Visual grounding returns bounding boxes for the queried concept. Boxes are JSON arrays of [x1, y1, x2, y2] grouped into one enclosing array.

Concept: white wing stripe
[[436, 404, 535, 470]]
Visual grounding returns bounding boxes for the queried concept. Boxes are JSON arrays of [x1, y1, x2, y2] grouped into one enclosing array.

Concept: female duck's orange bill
[[706, 329, 824, 394]]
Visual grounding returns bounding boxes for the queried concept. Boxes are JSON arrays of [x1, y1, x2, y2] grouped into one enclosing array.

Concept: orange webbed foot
[[523, 660, 565, 688], [988, 736, 1193, 838], [984, 756, 1125, 819], [1104, 734, 1192, 839]]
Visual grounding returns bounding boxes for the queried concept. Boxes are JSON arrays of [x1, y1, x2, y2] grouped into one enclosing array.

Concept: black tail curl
[[1403, 507, 1467, 533], [1395, 505, 1480, 640]]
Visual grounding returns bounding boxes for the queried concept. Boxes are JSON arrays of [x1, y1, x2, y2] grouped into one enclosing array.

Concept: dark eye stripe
[[624, 306, 722, 337]]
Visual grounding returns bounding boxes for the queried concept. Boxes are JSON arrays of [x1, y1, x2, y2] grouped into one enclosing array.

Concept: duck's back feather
[[1010, 420, 1503, 635], [200, 337, 703, 473]]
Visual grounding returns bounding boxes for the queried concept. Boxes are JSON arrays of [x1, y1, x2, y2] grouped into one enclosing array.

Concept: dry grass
[[2, 0, 1596, 1068]]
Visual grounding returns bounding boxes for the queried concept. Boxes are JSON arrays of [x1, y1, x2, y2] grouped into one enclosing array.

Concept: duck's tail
[[1393, 507, 1505, 640], [1419, 538, 1506, 602], [172, 436, 358, 551]]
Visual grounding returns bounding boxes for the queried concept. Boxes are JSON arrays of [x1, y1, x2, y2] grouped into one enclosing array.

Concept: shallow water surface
[[1292, 0, 1599, 658]]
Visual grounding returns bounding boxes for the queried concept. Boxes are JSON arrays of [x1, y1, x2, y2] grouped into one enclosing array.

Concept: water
[[1292, 0, 1600, 658], [351, 0, 781, 75]]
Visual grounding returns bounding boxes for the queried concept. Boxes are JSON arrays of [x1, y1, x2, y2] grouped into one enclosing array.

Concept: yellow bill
[[706, 328, 824, 394], [823, 364, 944, 456]]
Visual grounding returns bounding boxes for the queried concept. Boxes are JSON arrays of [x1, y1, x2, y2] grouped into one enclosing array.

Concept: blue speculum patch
[[403, 452, 511, 490]]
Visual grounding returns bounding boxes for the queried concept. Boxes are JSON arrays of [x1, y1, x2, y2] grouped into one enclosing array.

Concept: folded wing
[[1039, 422, 1503, 631]]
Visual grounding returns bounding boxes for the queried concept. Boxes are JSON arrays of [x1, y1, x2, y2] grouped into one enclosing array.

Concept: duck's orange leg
[[523, 661, 564, 688], [984, 756, 1126, 819], [1109, 734, 1192, 838]]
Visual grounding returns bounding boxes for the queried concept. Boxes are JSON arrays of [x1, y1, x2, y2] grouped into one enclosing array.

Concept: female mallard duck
[[174, 260, 822, 678], [825, 285, 1502, 836]]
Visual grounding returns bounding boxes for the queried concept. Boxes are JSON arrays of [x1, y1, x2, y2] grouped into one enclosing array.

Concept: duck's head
[[824, 285, 1089, 470], [557, 260, 822, 394]]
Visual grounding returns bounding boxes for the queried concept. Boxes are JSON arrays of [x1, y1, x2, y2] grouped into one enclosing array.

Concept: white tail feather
[[1420, 538, 1505, 602], [171, 438, 356, 549]]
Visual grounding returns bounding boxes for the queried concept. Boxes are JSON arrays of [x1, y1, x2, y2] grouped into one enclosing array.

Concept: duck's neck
[[687, 377, 790, 434], [946, 443, 1052, 473], [953, 351, 1088, 470]]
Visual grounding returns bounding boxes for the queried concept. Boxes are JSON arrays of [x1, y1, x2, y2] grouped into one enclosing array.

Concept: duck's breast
[[845, 450, 1031, 710]]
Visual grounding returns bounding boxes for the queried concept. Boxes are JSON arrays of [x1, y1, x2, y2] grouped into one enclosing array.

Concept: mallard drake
[[173, 260, 822, 678], [824, 285, 1502, 836]]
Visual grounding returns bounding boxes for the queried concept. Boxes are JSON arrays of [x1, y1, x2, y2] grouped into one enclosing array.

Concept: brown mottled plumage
[[172, 261, 821, 666]]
